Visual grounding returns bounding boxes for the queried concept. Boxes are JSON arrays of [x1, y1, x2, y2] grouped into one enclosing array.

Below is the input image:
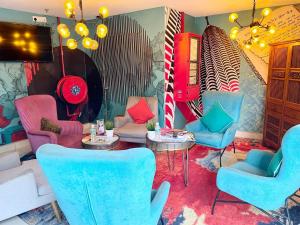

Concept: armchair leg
[[211, 190, 221, 215], [232, 142, 236, 154], [159, 215, 165, 225], [51, 201, 62, 222], [219, 147, 227, 167]]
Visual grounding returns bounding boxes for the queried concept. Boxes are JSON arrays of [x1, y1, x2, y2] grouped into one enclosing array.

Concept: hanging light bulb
[[65, 9, 74, 18], [245, 42, 252, 49], [57, 24, 70, 38], [229, 13, 239, 23], [252, 37, 259, 43], [230, 33, 237, 40], [82, 37, 92, 49], [75, 23, 89, 37], [230, 26, 239, 35], [90, 40, 99, 50], [251, 26, 259, 36], [64, 0, 75, 10], [268, 26, 276, 34], [96, 24, 108, 38], [67, 39, 78, 50], [99, 6, 109, 19], [261, 8, 272, 17], [259, 40, 267, 48]]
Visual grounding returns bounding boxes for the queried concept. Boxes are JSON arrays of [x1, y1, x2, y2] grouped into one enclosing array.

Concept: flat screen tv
[[0, 22, 53, 62]]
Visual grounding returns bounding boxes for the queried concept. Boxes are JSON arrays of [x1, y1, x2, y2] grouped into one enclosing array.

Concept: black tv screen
[[0, 22, 53, 62]]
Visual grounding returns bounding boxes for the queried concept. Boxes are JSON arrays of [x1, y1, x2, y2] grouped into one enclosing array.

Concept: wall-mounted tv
[[0, 22, 53, 62]]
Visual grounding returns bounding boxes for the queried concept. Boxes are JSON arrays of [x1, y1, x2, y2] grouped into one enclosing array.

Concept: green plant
[[146, 120, 155, 131], [105, 120, 114, 130]]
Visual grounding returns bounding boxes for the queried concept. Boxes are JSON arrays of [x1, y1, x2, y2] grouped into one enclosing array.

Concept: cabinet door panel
[[291, 45, 300, 68], [269, 79, 284, 100], [286, 80, 300, 104], [272, 47, 288, 68]]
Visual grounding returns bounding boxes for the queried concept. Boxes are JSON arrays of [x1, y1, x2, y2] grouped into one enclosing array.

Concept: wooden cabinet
[[263, 40, 300, 149], [174, 33, 202, 102]]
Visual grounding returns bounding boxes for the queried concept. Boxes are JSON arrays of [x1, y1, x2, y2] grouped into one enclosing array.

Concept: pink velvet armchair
[[15, 95, 83, 153]]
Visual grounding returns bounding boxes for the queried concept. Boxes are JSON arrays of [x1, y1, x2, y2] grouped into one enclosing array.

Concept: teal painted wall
[[0, 6, 166, 145], [0, 7, 92, 144]]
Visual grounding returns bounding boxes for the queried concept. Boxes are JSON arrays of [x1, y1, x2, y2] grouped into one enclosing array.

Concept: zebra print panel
[[91, 15, 153, 105], [187, 25, 241, 118], [164, 7, 181, 128]]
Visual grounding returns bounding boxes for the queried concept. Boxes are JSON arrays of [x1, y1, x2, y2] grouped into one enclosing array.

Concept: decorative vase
[[106, 129, 114, 138], [147, 131, 155, 139]]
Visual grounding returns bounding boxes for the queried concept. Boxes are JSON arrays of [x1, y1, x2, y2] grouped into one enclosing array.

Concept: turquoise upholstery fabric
[[186, 91, 244, 149], [217, 125, 300, 210], [36, 144, 170, 225], [201, 102, 234, 133], [267, 148, 283, 177]]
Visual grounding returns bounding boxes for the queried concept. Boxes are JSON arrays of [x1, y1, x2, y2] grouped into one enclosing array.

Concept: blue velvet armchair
[[186, 91, 244, 166], [36, 144, 170, 225], [213, 125, 300, 225]]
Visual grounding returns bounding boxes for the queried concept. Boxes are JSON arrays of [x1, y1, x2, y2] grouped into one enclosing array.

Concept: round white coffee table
[[82, 135, 120, 150], [146, 133, 195, 186]]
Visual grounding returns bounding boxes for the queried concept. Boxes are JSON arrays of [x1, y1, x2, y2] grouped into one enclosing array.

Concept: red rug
[[21, 138, 296, 225], [150, 138, 273, 225]]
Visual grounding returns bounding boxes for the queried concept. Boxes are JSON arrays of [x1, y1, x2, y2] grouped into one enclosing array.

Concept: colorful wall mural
[[90, 7, 166, 126], [0, 4, 299, 147]]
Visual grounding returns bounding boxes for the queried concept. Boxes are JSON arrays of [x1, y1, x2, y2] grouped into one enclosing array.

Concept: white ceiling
[[1, 0, 300, 19]]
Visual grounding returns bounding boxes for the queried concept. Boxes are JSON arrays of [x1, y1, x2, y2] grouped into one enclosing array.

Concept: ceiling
[[1, 0, 300, 19]]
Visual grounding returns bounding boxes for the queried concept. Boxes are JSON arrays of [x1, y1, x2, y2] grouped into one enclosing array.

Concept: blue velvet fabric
[[186, 91, 244, 149], [36, 144, 170, 225], [217, 125, 300, 211]]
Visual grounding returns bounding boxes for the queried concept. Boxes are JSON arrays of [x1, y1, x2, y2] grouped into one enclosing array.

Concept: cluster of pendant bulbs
[[57, 0, 109, 50], [229, 7, 276, 50]]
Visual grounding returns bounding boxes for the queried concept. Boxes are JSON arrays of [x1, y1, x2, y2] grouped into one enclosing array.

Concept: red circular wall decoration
[[56, 76, 88, 105]]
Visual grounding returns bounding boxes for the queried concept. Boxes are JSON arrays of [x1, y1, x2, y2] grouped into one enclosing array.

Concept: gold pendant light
[[228, 0, 276, 49], [57, 0, 109, 50]]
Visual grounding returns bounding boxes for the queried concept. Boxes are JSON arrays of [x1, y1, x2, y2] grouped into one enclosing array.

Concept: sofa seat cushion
[[232, 162, 267, 176], [57, 134, 83, 148], [194, 131, 223, 148], [0, 159, 52, 196], [115, 123, 147, 139]]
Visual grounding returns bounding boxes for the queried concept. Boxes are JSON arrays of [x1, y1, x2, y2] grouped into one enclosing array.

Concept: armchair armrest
[[0, 170, 39, 207], [0, 152, 21, 171], [114, 116, 129, 128], [151, 181, 170, 224], [245, 149, 274, 171], [217, 167, 284, 210], [28, 129, 58, 143], [185, 119, 207, 133], [221, 123, 238, 147], [56, 120, 83, 135]]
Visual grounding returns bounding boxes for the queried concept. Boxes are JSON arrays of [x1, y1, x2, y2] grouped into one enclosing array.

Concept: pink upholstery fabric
[[15, 95, 83, 153]]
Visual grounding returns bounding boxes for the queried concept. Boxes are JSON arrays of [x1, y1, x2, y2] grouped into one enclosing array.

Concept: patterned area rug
[[19, 139, 300, 225]]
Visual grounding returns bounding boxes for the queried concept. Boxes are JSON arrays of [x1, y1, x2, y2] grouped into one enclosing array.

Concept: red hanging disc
[[56, 75, 88, 105]]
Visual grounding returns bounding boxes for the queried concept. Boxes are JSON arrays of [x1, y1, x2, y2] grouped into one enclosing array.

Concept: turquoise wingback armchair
[[186, 91, 244, 166], [213, 125, 300, 224], [36, 144, 170, 225]]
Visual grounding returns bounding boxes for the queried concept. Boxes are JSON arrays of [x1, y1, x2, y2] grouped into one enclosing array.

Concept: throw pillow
[[201, 102, 234, 133], [41, 117, 62, 134], [127, 98, 155, 124], [267, 148, 283, 177]]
